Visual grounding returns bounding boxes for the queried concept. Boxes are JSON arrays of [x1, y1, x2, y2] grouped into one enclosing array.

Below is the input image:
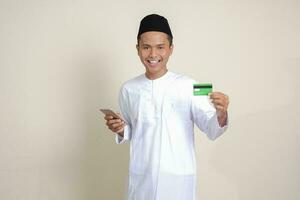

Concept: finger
[[114, 125, 125, 133], [109, 122, 125, 129], [210, 94, 222, 101], [107, 118, 123, 125], [211, 97, 228, 107], [116, 112, 123, 118], [107, 122, 121, 129], [210, 91, 224, 96], [104, 115, 114, 120], [225, 94, 229, 100], [210, 92, 229, 99], [211, 95, 229, 106], [111, 123, 125, 133], [211, 99, 229, 107], [215, 105, 227, 113], [110, 121, 125, 129]]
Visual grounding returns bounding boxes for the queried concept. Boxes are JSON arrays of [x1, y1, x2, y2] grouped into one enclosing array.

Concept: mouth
[[146, 59, 161, 66]]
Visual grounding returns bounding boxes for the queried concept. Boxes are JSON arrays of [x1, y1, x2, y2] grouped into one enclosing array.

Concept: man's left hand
[[209, 92, 229, 127]]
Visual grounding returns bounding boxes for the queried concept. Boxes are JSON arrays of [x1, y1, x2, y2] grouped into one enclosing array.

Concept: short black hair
[[137, 34, 173, 46]]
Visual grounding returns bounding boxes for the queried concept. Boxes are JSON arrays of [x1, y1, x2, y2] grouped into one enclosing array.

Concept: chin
[[147, 67, 161, 73]]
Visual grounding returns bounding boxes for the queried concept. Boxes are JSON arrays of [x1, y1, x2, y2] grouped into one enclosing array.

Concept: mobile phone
[[100, 109, 123, 120]]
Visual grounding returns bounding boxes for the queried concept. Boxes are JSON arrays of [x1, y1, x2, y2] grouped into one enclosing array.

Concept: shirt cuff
[[115, 125, 130, 144], [207, 114, 229, 140]]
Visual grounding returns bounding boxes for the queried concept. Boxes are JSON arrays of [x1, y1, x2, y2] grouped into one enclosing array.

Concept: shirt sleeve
[[191, 95, 228, 140], [115, 86, 132, 144]]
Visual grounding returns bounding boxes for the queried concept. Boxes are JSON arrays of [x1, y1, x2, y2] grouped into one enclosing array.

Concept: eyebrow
[[141, 43, 166, 47]]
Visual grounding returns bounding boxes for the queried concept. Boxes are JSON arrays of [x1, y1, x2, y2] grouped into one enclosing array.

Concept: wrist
[[116, 130, 124, 137], [217, 111, 227, 127]]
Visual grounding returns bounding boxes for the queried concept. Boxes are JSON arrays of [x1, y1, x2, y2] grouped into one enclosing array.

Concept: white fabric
[[116, 71, 228, 200]]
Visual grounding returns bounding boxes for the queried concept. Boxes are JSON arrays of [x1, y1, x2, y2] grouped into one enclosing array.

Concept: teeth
[[148, 60, 159, 64]]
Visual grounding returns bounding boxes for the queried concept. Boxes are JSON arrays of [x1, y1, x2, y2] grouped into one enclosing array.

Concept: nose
[[149, 48, 157, 58]]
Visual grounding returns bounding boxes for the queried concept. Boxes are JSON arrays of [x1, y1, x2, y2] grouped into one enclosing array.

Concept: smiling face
[[137, 31, 173, 80]]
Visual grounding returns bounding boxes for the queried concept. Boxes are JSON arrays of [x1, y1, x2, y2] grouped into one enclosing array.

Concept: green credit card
[[193, 83, 212, 95]]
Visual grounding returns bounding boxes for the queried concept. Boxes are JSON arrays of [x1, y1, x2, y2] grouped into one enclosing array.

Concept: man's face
[[137, 31, 173, 79]]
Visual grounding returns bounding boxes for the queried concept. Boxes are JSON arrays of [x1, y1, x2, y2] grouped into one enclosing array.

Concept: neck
[[145, 69, 168, 80]]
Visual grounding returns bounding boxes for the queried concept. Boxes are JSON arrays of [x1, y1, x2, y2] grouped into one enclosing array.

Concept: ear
[[169, 44, 174, 55], [136, 44, 139, 55]]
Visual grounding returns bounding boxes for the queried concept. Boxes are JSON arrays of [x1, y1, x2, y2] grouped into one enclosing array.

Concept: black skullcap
[[137, 14, 173, 39]]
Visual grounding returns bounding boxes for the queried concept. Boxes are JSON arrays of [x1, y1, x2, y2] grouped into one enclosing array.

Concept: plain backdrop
[[0, 0, 299, 199]]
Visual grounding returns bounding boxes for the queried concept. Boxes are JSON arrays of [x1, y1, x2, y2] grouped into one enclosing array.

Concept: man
[[104, 14, 229, 200]]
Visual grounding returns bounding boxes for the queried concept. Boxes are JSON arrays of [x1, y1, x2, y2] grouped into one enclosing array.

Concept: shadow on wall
[[210, 62, 300, 200]]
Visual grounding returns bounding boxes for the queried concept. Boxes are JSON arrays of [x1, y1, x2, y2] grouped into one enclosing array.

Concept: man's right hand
[[104, 115, 125, 137]]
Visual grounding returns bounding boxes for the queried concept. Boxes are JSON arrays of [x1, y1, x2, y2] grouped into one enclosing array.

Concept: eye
[[158, 46, 164, 49], [142, 46, 149, 50]]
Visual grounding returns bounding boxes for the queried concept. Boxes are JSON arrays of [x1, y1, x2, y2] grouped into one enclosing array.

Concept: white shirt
[[116, 71, 228, 200]]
